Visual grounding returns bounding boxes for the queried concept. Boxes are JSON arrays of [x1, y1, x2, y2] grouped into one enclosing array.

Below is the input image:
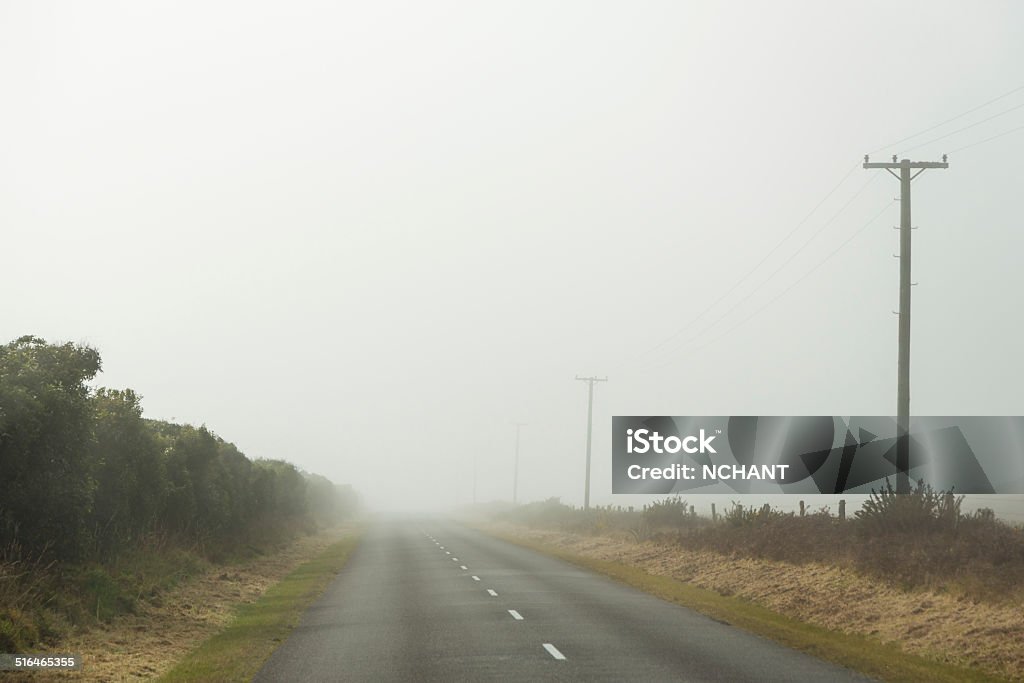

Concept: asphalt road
[[253, 520, 871, 682]]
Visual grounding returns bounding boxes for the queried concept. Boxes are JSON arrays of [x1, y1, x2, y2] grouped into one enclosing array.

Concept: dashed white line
[[487, 589, 498, 597], [543, 643, 566, 660], [471, 576, 481, 581], [460, 565, 468, 570], [508, 610, 524, 620], [445, 551, 451, 555]]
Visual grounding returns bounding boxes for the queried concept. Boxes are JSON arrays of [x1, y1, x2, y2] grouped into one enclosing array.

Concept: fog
[[2, 1, 1022, 518]]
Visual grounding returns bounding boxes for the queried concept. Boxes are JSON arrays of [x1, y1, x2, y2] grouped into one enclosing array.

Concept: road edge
[[483, 528, 1006, 683]]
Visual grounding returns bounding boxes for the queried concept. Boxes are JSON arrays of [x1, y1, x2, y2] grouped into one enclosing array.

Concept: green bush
[[855, 478, 962, 535], [642, 497, 693, 529], [80, 568, 130, 622]]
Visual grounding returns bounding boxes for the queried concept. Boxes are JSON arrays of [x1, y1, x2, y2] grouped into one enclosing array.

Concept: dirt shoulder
[[491, 524, 1024, 682], [20, 527, 354, 682]]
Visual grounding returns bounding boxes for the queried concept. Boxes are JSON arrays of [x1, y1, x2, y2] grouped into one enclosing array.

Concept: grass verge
[[158, 531, 362, 683], [491, 531, 1009, 683]]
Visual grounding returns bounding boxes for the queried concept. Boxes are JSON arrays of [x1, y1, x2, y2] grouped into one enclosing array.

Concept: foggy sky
[[2, 1, 1023, 515]]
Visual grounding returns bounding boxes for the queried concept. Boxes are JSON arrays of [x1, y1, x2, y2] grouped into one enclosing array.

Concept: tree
[[0, 336, 101, 559], [91, 388, 166, 550]]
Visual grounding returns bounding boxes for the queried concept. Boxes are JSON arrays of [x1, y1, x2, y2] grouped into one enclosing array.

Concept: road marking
[[445, 551, 450, 555], [487, 589, 498, 597], [440, 546, 445, 549], [471, 575, 480, 581], [543, 643, 566, 660], [508, 610, 523, 620], [460, 565, 468, 570]]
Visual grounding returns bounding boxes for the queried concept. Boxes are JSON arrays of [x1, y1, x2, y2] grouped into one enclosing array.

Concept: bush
[[855, 478, 962, 535], [642, 497, 693, 529]]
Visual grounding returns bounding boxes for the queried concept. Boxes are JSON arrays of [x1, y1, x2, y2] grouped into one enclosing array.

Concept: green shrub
[[855, 479, 962, 535], [80, 568, 131, 622], [642, 497, 693, 529]]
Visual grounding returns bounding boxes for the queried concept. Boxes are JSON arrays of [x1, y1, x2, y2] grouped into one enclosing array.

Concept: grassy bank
[[0, 538, 209, 653], [0, 519, 323, 655], [484, 488, 1024, 604], [490, 530, 1011, 683], [158, 531, 361, 682]]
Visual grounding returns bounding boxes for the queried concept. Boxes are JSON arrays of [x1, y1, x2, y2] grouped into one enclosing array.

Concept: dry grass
[[498, 493, 1024, 603], [493, 523, 1024, 681], [5, 527, 354, 682]]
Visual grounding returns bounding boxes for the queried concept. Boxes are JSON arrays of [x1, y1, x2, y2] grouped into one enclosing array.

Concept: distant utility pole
[[863, 154, 949, 494], [513, 423, 526, 504], [575, 375, 607, 510]]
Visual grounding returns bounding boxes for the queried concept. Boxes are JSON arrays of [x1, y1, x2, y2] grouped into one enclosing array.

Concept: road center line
[[471, 575, 480, 581], [487, 589, 497, 597], [460, 565, 468, 570], [508, 610, 524, 620], [543, 643, 566, 660]]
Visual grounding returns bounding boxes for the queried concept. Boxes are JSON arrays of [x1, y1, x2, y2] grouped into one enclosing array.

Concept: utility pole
[[513, 423, 526, 504], [863, 154, 948, 493], [575, 375, 607, 510]]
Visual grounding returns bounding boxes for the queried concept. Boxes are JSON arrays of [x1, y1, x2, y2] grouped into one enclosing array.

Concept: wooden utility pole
[[863, 155, 948, 493], [513, 422, 525, 504], [575, 375, 607, 510]]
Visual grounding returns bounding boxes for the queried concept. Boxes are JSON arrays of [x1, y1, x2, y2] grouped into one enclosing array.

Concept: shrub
[[642, 497, 693, 529], [855, 479, 962, 535]]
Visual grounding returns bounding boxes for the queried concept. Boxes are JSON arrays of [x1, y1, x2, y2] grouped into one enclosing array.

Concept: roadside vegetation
[[480, 492, 1024, 680], [159, 533, 361, 683], [0, 336, 359, 653], [498, 534, 1006, 683], [487, 485, 1024, 603]]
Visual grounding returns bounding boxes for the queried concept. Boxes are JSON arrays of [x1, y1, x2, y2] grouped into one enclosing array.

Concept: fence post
[[689, 504, 695, 517], [711, 503, 717, 521], [839, 499, 846, 521], [799, 500, 805, 517]]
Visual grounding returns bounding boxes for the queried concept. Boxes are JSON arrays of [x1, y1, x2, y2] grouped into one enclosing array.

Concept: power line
[[637, 199, 894, 373], [617, 163, 861, 370], [870, 84, 1024, 154], [948, 123, 1024, 154], [902, 100, 1024, 154], [631, 174, 879, 371], [616, 86, 1019, 375]]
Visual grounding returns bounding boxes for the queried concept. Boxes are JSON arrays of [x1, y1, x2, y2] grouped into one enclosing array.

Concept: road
[[253, 520, 871, 682]]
